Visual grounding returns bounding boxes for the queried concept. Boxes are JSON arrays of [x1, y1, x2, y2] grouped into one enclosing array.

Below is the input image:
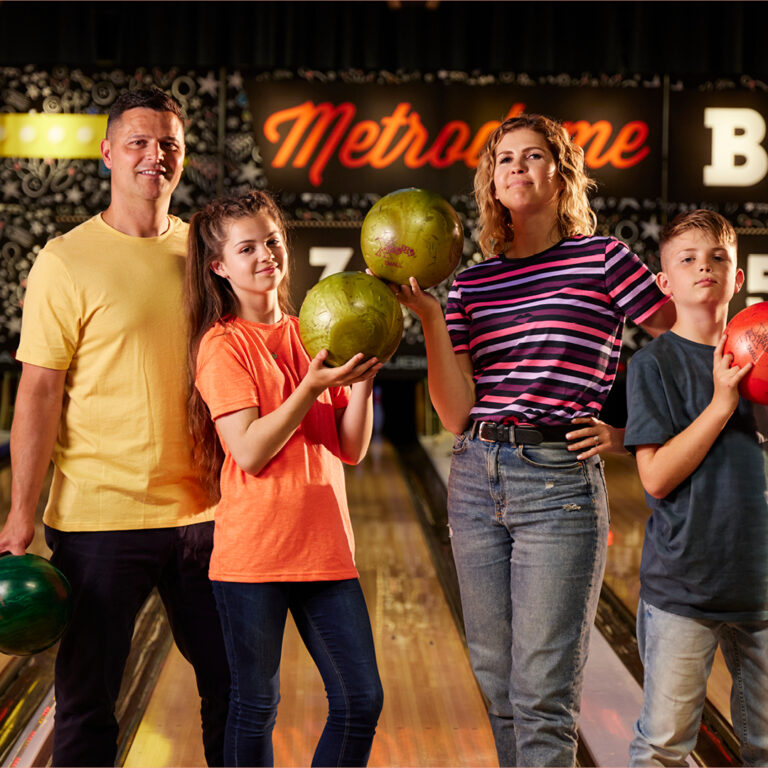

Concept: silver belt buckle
[[478, 422, 496, 442]]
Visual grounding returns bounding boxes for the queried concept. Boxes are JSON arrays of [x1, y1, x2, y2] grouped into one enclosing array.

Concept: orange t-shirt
[[195, 315, 356, 583]]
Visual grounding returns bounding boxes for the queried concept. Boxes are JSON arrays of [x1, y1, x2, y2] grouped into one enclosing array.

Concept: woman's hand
[[391, 277, 442, 321], [566, 417, 628, 460]]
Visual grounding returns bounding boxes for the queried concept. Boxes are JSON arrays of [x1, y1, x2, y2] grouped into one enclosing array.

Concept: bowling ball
[[0, 554, 72, 656], [299, 272, 404, 367], [361, 188, 464, 288], [724, 301, 768, 404]]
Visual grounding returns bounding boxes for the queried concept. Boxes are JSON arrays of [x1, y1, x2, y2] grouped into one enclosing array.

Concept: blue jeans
[[447, 432, 609, 767], [212, 578, 383, 767], [630, 598, 768, 767]]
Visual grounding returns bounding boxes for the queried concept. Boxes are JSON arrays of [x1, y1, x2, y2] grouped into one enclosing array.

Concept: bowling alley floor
[[414, 432, 739, 766], [0, 437, 739, 767], [599, 452, 733, 724], [122, 437, 498, 767]]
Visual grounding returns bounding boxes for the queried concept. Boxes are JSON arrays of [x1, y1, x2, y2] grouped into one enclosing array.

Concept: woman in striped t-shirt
[[394, 114, 673, 767]]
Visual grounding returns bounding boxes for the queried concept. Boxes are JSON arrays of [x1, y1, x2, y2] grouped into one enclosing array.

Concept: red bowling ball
[[724, 301, 768, 404]]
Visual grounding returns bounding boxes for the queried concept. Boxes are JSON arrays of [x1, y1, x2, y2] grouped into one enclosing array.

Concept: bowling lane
[[124, 438, 498, 767], [601, 453, 733, 724], [0, 463, 58, 766], [0, 432, 736, 765], [417, 431, 737, 756]]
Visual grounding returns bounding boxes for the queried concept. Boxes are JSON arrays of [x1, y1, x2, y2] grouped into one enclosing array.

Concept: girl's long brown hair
[[474, 113, 597, 258], [185, 189, 293, 502]]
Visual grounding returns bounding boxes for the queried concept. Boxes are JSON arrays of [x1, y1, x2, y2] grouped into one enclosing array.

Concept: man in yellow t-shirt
[[0, 87, 229, 767]]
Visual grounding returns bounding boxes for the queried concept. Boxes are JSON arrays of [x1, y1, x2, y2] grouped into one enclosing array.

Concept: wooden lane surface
[[0, 462, 176, 768], [124, 438, 497, 768], [602, 453, 732, 725]]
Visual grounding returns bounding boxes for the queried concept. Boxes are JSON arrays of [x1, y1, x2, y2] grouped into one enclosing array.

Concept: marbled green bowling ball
[[299, 272, 404, 367], [361, 188, 464, 288], [0, 554, 72, 656]]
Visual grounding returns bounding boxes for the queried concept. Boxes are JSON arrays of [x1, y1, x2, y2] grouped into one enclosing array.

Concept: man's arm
[[0, 363, 66, 554]]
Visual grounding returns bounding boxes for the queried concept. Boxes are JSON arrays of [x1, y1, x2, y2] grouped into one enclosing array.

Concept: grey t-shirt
[[625, 331, 768, 621]]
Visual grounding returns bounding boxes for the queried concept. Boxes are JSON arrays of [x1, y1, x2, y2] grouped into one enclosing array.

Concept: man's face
[[100, 107, 185, 205]]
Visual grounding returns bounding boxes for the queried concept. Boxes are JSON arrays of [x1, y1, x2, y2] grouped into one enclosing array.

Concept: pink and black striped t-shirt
[[445, 235, 669, 426]]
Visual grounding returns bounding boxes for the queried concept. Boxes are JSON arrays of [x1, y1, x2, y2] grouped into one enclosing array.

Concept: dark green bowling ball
[[0, 554, 72, 656], [299, 271, 404, 367]]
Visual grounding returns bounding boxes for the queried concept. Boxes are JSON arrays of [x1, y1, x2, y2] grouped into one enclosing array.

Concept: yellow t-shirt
[[16, 214, 212, 531]]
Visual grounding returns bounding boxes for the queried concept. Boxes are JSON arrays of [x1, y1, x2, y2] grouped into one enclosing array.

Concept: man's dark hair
[[106, 86, 184, 135]]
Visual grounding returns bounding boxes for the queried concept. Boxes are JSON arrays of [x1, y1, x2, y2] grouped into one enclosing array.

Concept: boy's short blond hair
[[660, 210, 736, 252]]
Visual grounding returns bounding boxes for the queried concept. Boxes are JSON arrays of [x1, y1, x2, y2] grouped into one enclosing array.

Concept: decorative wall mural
[[0, 65, 260, 353], [1, 66, 766, 358]]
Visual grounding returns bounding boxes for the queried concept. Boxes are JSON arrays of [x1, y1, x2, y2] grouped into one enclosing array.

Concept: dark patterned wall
[[2, 66, 768, 361], [0, 66, 261, 353]]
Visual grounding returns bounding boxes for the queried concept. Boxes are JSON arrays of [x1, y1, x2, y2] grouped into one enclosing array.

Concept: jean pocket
[[452, 431, 469, 455], [517, 443, 582, 470]]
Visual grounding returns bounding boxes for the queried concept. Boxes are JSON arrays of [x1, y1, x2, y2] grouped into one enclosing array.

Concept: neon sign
[[263, 101, 651, 186]]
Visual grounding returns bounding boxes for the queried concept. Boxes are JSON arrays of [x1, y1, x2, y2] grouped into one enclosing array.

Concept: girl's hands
[[712, 333, 752, 416], [305, 349, 381, 393], [567, 417, 628, 460]]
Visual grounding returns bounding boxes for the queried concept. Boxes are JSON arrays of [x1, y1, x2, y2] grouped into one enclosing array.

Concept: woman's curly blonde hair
[[474, 114, 597, 257]]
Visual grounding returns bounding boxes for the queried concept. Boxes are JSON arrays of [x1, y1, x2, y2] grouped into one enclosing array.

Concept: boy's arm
[[635, 335, 752, 499]]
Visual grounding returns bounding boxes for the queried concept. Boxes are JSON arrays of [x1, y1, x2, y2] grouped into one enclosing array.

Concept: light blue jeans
[[630, 598, 768, 767], [447, 431, 609, 767]]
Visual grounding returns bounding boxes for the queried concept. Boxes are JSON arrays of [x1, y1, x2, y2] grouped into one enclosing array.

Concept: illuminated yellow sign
[[0, 114, 107, 158]]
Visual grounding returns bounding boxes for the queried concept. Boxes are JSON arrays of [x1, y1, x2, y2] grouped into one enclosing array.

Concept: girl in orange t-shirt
[[185, 190, 383, 767]]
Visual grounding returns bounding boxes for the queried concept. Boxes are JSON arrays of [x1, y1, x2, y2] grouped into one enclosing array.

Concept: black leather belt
[[469, 421, 573, 445]]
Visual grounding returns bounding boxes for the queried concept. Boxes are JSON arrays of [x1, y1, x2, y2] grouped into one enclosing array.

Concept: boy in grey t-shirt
[[625, 210, 768, 766]]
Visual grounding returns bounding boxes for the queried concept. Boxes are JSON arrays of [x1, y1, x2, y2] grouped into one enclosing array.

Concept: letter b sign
[[704, 108, 768, 187]]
